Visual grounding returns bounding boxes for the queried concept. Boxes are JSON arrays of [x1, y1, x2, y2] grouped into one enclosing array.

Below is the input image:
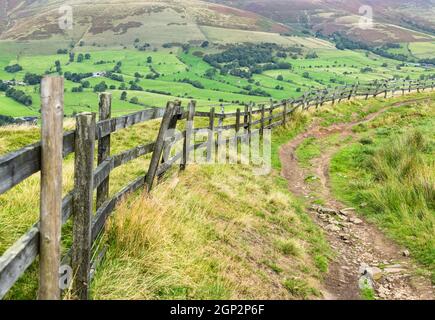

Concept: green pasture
[[0, 43, 433, 118]]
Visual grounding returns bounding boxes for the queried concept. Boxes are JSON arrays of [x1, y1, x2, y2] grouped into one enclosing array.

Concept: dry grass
[[91, 164, 330, 300], [3, 92, 431, 299]]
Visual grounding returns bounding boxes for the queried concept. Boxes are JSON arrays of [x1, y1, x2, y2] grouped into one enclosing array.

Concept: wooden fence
[[0, 77, 434, 299]]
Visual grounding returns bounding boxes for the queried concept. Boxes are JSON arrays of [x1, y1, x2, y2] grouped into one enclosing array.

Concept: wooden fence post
[[248, 104, 253, 137], [373, 82, 380, 97], [96, 93, 111, 209], [159, 100, 181, 180], [365, 84, 371, 100], [244, 104, 249, 130], [72, 112, 96, 300], [146, 102, 178, 192], [181, 100, 195, 170], [338, 86, 345, 103], [39, 76, 64, 300], [314, 90, 319, 109], [268, 99, 273, 127], [207, 107, 215, 163], [320, 91, 325, 106], [235, 108, 241, 163], [260, 105, 265, 135], [331, 88, 336, 105], [282, 100, 287, 127], [347, 84, 354, 100], [354, 83, 359, 99], [216, 104, 224, 162]]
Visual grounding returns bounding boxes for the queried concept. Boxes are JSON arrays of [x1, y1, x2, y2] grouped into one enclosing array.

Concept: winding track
[[279, 98, 434, 300]]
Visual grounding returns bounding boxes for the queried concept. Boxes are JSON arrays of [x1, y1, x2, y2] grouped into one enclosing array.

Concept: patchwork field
[[0, 40, 433, 118], [409, 42, 435, 59]]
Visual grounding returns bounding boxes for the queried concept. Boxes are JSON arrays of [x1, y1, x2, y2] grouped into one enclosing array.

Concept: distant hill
[[208, 0, 435, 44], [0, 0, 434, 47], [0, 0, 289, 46]]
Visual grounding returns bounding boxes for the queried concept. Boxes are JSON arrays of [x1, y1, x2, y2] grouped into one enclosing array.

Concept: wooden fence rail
[[0, 77, 434, 299]]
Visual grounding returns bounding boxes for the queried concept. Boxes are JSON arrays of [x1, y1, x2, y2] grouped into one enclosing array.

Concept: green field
[[409, 42, 435, 59], [0, 40, 433, 118]]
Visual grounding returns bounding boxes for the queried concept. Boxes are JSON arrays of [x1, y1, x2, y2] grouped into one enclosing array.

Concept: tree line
[[0, 80, 32, 106]]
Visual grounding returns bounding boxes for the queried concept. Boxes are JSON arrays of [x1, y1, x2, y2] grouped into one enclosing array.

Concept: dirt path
[[279, 98, 434, 300]]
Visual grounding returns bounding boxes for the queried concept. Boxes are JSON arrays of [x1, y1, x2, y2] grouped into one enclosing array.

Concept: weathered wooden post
[[303, 92, 309, 110], [338, 86, 345, 103], [146, 102, 178, 192], [331, 87, 336, 105], [268, 99, 273, 127], [39, 76, 64, 300], [72, 112, 96, 300], [365, 83, 371, 100], [244, 104, 249, 130], [159, 100, 181, 180], [282, 100, 287, 127], [347, 84, 354, 100], [235, 108, 241, 134], [314, 90, 319, 109], [181, 100, 195, 170], [234, 108, 241, 163], [373, 81, 380, 98], [247, 104, 253, 137], [216, 104, 224, 163], [207, 107, 215, 163], [260, 105, 265, 135], [96, 93, 111, 209], [354, 83, 360, 99]]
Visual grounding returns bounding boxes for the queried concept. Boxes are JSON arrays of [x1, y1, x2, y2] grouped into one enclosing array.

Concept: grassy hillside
[[0, 99, 330, 299], [330, 97, 435, 281], [91, 164, 330, 299], [1, 91, 433, 299]]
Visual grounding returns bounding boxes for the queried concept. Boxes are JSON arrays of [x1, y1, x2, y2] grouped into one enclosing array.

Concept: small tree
[[93, 81, 108, 92], [120, 91, 127, 101], [130, 96, 139, 104], [81, 80, 90, 88]]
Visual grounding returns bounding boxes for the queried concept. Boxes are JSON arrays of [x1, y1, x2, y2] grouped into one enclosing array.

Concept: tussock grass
[[91, 164, 330, 300], [2, 92, 432, 299], [330, 97, 435, 281], [364, 131, 434, 270]]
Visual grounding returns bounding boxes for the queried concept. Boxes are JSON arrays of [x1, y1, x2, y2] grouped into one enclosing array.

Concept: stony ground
[[279, 98, 434, 300]]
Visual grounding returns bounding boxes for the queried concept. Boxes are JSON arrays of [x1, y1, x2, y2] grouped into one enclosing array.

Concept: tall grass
[[362, 131, 435, 271], [91, 165, 330, 299], [331, 125, 435, 281]]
